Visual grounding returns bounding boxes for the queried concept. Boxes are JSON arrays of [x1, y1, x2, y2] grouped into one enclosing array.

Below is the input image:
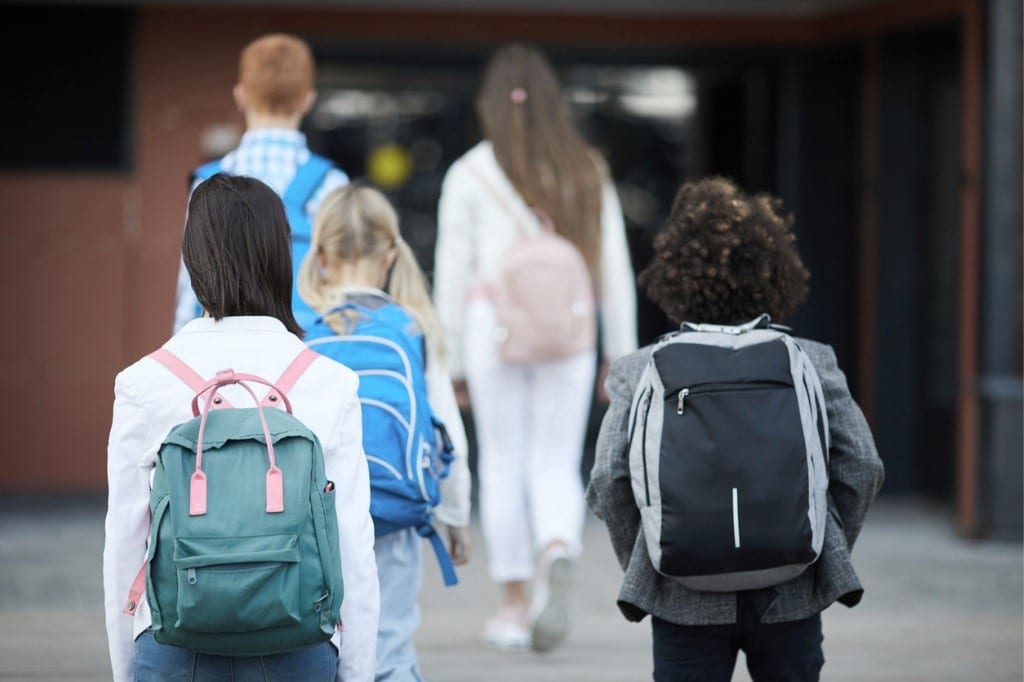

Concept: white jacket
[[434, 141, 638, 378], [103, 316, 379, 681]]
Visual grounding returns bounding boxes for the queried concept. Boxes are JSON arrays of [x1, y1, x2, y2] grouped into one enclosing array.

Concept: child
[[299, 185, 472, 681], [104, 174, 379, 681], [175, 33, 349, 332], [586, 177, 884, 681], [434, 42, 637, 653]]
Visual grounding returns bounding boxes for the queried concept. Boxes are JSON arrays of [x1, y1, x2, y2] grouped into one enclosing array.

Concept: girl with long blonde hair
[[299, 185, 472, 680], [434, 43, 638, 652]]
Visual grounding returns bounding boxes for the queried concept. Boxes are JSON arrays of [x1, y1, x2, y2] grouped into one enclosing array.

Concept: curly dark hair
[[639, 177, 809, 325]]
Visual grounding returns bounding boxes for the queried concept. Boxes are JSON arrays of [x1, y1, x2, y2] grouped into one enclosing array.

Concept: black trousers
[[651, 595, 824, 682]]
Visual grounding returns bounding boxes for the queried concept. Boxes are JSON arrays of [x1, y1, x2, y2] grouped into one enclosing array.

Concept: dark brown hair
[[183, 174, 303, 336], [477, 43, 605, 279], [639, 177, 810, 325]]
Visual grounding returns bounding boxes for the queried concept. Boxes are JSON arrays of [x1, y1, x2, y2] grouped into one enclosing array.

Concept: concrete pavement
[[0, 498, 1020, 681]]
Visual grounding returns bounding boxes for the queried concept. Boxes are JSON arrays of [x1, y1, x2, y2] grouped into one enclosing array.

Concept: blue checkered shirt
[[174, 129, 349, 331]]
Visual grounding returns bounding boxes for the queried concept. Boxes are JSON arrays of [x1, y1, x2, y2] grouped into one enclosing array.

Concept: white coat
[[103, 316, 380, 681], [434, 141, 639, 379]]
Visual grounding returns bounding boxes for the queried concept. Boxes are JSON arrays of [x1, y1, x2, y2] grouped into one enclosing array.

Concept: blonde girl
[[299, 185, 472, 681]]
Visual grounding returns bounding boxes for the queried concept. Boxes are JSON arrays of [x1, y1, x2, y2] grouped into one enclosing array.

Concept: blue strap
[[192, 160, 223, 183], [418, 524, 458, 587], [283, 154, 333, 209]]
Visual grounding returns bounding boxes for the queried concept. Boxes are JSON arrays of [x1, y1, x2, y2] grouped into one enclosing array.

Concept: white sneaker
[[481, 604, 530, 652], [529, 548, 573, 653]]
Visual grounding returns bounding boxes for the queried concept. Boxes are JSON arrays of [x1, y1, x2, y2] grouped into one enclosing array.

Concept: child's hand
[[453, 380, 471, 410], [596, 359, 610, 404], [448, 525, 472, 565]]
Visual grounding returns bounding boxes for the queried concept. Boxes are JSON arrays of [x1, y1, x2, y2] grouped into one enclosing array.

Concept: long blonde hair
[[298, 185, 443, 356], [476, 43, 605, 282]]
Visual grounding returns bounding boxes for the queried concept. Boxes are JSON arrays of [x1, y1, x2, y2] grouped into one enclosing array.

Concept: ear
[[301, 89, 317, 117], [383, 247, 398, 271], [316, 251, 328, 270], [232, 84, 247, 114]]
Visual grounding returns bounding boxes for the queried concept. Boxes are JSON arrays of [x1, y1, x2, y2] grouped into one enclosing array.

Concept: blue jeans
[[651, 595, 824, 682], [134, 631, 337, 681], [375, 528, 424, 681]]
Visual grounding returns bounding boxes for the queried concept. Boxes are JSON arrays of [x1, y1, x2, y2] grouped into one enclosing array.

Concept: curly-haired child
[[586, 177, 884, 682]]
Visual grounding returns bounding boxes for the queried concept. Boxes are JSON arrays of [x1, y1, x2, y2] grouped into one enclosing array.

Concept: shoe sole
[[481, 632, 530, 653], [531, 556, 572, 653]]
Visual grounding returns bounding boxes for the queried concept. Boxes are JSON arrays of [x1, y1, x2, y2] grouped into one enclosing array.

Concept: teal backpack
[[123, 348, 344, 656]]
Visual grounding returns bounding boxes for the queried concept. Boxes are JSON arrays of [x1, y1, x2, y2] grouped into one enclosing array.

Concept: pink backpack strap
[[123, 350, 319, 615], [124, 564, 146, 615], [463, 158, 544, 237], [149, 348, 234, 409], [260, 348, 319, 407]]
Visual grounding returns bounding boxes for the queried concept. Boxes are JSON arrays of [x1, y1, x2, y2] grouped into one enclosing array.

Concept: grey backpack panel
[[628, 316, 829, 592]]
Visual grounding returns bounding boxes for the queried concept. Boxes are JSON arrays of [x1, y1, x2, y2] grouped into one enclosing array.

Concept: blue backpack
[[191, 155, 333, 331], [305, 302, 458, 585]]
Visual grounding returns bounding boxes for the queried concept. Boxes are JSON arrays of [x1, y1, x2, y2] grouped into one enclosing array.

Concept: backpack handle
[[190, 371, 287, 517], [189, 371, 293, 416], [681, 314, 773, 335]]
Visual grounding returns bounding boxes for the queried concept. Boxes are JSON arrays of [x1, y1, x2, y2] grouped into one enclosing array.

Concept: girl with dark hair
[[434, 43, 638, 652], [587, 177, 884, 681], [103, 174, 380, 681]]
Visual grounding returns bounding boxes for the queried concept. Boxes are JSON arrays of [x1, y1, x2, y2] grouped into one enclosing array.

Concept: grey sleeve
[[586, 358, 642, 572], [814, 344, 885, 550]]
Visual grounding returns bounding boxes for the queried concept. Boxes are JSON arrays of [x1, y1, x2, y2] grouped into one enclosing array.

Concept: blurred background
[[0, 0, 1020, 679]]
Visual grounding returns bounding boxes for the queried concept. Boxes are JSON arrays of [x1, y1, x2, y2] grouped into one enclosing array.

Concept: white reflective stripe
[[309, 334, 418, 475], [366, 455, 402, 480], [361, 398, 411, 434], [732, 488, 741, 548]]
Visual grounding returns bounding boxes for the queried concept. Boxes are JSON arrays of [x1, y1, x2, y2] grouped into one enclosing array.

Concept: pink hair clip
[[510, 87, 528, 104]]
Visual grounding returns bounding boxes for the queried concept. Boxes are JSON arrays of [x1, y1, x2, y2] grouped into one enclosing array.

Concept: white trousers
[[464, 301, 596, 583]]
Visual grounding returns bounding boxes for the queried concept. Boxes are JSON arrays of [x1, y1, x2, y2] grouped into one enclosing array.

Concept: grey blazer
[[586, 339, 884, 625]]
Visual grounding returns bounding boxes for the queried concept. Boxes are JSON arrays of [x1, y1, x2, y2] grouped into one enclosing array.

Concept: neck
[[326, 262, 387, 294], [244, 111, 303, 131]]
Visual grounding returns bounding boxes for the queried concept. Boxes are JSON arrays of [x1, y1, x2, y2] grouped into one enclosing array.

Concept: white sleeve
[[324, 374, 380, 682], [426, 356, 471, 528], [434, 163, 476, 380], [598, 179, 638, 361], [103, 372, 157, 682]]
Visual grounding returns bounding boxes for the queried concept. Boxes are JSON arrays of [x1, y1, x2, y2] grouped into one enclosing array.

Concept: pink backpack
[[466, 160, 596, 364]]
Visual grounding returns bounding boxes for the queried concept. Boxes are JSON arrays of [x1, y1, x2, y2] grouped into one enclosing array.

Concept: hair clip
[[510, 87, 528, 104]]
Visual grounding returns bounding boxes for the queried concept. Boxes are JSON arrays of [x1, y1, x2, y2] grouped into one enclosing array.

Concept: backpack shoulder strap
[[261, 348, 319, 406], [283, 154, 333, 210], [149, 348, 235, 409], [419, 524, 459, 587], [462, 157, 537, 237]]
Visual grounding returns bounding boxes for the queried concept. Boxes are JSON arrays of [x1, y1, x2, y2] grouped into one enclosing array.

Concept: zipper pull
[[187, 568, 197, 585], [677, 388, 690, 415]]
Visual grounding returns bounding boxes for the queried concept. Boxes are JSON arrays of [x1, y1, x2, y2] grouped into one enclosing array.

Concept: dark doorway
[[876, 26, 961, 498]]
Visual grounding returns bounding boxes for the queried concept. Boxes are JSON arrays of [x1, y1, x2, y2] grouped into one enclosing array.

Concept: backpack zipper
[[676, 389, 690, 415], [675, 381, 789, 415]]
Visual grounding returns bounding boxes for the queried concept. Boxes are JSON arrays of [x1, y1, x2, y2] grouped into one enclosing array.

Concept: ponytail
[[299, 185, 444, 356], [297, 186, 351, 335], [387, 236, 444, 360]]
